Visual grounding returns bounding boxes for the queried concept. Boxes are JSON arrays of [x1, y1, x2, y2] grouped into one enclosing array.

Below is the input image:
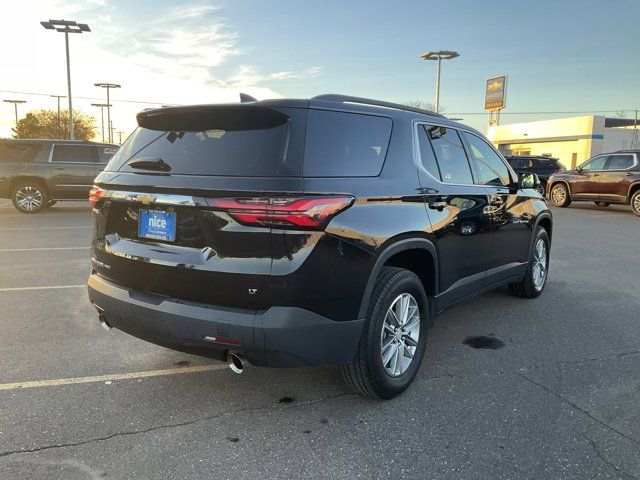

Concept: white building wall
[[487, 115, 639, 169]]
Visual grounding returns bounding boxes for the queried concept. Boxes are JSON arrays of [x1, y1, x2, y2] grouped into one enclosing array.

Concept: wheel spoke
[[402, 334, 418, 347], [381, 336, 395, 355], [382, 341, 399, 367], [391, 344, 403, 375], [402, 341, 414, 358], [383, 321, 395, 335], [403, 316, 420, 334]]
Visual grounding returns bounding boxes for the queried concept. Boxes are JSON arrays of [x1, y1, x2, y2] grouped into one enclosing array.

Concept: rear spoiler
[[136, 104, 289, 132]]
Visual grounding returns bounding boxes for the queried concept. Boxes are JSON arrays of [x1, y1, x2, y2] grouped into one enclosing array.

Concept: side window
[[462, 132, 512, 186], [52, 145, 99, 163], [417, 125, 441, 180], [0, 143, 40, 162], [303, 110, 392, 177], [100, 146, 118, 164], [605, 154, 634, 170], [425, 126, 473, 184], [581, 155, 607, 171]]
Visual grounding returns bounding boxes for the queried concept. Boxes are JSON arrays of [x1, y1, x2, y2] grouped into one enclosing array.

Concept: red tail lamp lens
[[89, 187, 106, 207], [207, 196, 354, 229]]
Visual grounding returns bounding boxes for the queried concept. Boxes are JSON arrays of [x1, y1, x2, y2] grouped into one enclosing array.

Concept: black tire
[[11, 181, 48, 214], [594, 201, 609, 207], [341, 267, 429, 399], [536, 183, 546, 196], [631, 191, 640, 217], [549, 183, 571, 207], [509, 227, 550, 299], [45, 200, 57, 208]]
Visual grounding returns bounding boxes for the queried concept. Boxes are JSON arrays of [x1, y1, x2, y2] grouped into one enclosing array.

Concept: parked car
[[0, 139, 118, 213], [87, 95, 552, 399], [505, 155, 565, 195], [547, 150, 640, 216]]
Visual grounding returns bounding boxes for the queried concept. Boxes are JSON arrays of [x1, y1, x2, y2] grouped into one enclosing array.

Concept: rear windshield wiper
[[127, 157, 171, 172]]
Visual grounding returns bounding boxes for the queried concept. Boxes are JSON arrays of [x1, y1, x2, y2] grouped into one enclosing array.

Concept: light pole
[[94, 83, 121, 143], [3, 100, 27, 136], [41, 19, 90, 141], [420, 50, 459, 113], [51, 95, 66, 139], [91, 103, 110, 142]]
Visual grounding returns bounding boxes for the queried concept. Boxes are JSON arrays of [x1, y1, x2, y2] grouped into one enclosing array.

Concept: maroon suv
[[547, 150, 640, 216]]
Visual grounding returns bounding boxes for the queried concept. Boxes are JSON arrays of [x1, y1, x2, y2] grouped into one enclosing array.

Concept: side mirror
[[518, 172, 540, 190]]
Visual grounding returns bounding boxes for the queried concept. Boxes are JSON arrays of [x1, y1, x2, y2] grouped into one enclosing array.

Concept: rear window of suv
[[303, 110, 392, 177], [107, 106, 299, 177], [0, 142, 41, 162]]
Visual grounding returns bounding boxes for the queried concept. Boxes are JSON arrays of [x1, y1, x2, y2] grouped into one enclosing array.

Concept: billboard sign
[[484, 75, 507, 111]]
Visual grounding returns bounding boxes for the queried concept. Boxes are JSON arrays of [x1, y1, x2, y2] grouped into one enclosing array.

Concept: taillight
[[89, 186, 106, 207], [207, 196, 354, 230]]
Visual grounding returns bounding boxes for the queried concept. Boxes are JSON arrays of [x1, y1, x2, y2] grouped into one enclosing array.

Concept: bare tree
[[403, 100, 443, 113]]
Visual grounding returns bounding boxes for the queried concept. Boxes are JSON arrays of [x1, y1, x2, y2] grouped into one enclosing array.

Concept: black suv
[[87, 95, 552, 399], [505, 155, 565, 195], [0, 139, 118, 213]]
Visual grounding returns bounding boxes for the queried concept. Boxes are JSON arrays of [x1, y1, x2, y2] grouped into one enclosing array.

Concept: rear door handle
[[54, 167, 65, 170], [428, 201, 447, 210]]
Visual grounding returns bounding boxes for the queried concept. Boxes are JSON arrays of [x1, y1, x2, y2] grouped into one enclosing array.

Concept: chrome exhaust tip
[[98, 314, 111, 331], [227, 353, 245, 374]]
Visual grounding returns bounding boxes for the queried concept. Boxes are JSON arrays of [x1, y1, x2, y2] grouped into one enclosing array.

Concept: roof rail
[[311, 94, 446, 118]]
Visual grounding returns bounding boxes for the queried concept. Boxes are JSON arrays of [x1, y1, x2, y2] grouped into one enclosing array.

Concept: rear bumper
[[87, 273, 364, 368]]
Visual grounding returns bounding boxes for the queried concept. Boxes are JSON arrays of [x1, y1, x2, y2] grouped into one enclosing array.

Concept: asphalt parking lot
[[0, 200, 638, 480]]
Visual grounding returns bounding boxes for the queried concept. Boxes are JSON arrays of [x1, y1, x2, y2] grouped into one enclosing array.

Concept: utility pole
[[51, 95, 66, 139], [3, 99, 27, 136], [94, 83, 121, 143], [41, 19, 91, 141], [419, 50, 460, 113], [91, 103, 110, 142], [634, 109, 638, 150]]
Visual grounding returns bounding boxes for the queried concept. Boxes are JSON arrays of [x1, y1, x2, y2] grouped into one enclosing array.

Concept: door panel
[[459, 131, 531, 273], [418, 173, 494, 305], [598, 154, 637, 201], [414, 125, 493, 307], [50, 145, 100, 199], [571, 155, 607, 197]]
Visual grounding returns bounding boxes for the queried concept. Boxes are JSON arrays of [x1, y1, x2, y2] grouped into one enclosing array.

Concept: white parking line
[[0, 226, 90, 231], [0, 364, 228, 392], [0, 202, 11, 208], [0, 246, 90, 252], [0, 285, 85, 292]]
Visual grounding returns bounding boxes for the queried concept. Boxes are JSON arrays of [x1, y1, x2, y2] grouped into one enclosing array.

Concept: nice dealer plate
[[138, 210, 177, 242]]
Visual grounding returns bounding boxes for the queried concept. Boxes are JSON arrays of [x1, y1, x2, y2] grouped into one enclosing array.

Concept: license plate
[[138, 210, 177, 242]]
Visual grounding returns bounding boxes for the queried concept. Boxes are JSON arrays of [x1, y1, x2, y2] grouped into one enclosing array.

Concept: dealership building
[[487, 115, 639, 169]]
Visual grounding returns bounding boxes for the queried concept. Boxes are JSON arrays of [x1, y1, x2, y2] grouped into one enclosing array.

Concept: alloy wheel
[[633, 194, 640, 214], [380, 293, 420, 377], [551, 185, 566, 206], [532, 238, 547, 291], [15, 186, 43, 212]]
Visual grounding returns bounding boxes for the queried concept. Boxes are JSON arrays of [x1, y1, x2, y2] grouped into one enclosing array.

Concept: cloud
[[0, 0, 323, 138], [229, 65, 324, 87], [270, 66, 323, 80]]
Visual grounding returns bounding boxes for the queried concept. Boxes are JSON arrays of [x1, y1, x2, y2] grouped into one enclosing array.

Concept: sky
[[1, 0, 639, 140]]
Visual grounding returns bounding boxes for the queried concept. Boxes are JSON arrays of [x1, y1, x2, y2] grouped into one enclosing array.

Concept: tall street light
[[94, 83, 121, 143], [91, 103, 110, 142], [41, 19, 90, 141], [420, 50, 460, 113], [51, 94, 66, 139], [3, 100, 26, 136]]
